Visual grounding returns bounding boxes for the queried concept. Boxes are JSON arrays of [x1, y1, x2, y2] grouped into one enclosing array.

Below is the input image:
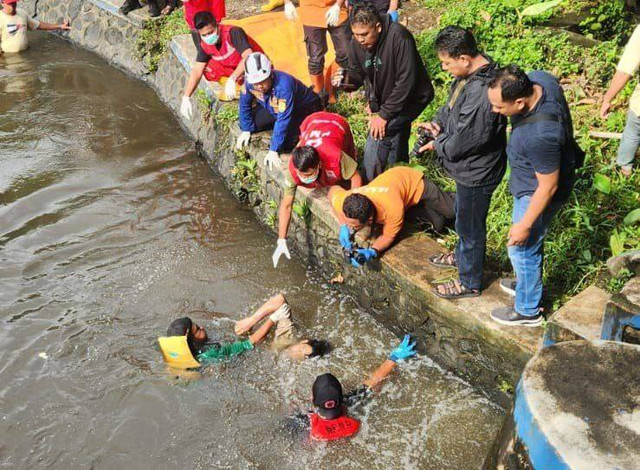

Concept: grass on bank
[[334, 0, 640, 308], [136, 0, 640, 308]]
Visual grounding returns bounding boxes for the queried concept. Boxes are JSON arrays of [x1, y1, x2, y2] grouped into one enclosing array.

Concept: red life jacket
[[309, 412, 360, 441], [201, 25, 264, 82], [288, 112, 357, 189]]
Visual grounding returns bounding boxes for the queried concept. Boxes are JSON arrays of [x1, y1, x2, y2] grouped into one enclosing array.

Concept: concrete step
[[547, 285, 610, 343]]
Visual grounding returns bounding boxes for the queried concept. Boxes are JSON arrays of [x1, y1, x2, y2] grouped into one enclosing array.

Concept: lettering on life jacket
[[309, 412, 360, 441]]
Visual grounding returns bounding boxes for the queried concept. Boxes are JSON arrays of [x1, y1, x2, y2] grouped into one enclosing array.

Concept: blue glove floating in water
[[389, 334, 417, 362], [356, 248, 378, 262], [339, 224, 352, 250], [388, 10, 398, 22]]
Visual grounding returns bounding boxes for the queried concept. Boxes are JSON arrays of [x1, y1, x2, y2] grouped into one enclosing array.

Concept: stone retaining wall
[[23, 0, 541, 406]]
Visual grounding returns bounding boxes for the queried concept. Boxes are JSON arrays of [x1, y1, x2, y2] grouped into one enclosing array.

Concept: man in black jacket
[[334, 4, 434, 181], [418, 26, 507, 299]]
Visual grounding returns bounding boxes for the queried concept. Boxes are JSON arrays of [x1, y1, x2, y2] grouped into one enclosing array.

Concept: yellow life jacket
[[158, 335, 201, 369]]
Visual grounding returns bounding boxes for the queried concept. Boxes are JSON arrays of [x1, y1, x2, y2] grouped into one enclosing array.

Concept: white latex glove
[[236, 131, 251, 150], [180, 95, 193, 120], [264, 150, 281, 170], [224, 77, 237, 100], [272, 238, 291, 267], [325, 3, 341, 26], [284, 1, 298, 20], [269, 302, 291, 323]]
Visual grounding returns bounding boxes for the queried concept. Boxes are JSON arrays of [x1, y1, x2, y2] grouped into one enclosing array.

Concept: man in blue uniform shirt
[[487, 65, 578, 327], [236, 52, 323, 170]]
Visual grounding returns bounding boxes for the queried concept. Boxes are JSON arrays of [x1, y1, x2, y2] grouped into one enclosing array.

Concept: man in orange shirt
[[329, 167, 454, 263], [283, 0, 350, 103]]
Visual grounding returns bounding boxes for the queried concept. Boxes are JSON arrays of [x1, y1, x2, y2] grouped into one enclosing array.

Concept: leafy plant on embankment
[[136, 9, 189, 72], [334, 0, 640, 309]]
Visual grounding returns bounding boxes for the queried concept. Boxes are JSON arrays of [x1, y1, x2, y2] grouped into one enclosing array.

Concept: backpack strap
[[511, 113, 560, 130]]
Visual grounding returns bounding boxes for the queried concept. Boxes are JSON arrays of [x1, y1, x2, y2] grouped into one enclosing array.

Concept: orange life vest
[[289, 112, 356, 189], [201, 25, 263, 82], [309, 412, 360, 441]]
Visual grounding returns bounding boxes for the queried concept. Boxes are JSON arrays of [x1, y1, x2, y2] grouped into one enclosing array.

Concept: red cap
[[3, 0, 20, 4]]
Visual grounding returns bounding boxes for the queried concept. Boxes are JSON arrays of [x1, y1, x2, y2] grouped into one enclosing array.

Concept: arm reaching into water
[[364, 335, 417, 390]]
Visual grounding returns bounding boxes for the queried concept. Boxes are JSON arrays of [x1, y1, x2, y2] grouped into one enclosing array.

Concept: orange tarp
[[224, 12, 335, 86]]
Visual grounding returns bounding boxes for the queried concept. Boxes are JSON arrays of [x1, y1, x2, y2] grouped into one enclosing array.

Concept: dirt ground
[[224, 0, 440, 34]]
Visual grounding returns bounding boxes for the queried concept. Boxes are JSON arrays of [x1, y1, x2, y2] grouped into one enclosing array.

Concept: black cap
[[167, 317, 192, 337], [312, 373, 344, 419]]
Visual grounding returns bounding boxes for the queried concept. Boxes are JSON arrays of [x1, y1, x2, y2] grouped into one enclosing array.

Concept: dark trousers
[[406, 177, 456, 233], [455, 181, 499, 291], [363, 114, 414, 181], [303, 23, 352, 75], [252, 102, 322, 153]]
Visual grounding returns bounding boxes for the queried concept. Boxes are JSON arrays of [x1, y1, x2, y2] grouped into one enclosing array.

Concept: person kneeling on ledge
[[235, 52, 323, 172], [329, 167, 454, 266], [272, 111, 363, 267], [180, 11, 263, 119]]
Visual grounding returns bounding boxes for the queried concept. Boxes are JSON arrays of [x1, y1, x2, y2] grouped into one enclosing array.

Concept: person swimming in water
[[284, 334, 417, 441], [160, 293, 330, 367]]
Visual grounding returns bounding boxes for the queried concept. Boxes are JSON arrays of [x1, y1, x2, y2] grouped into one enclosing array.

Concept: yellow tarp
[[225, 12, 335, 86]]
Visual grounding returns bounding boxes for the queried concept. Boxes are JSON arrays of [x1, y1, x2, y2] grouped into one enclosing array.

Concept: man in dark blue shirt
[[487, 65, 577, 327], [236, 52, 323, 171]]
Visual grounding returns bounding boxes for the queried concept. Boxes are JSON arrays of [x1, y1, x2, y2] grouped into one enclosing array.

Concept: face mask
[[202, 33, 219, 45], [297, 170, 319, 185]]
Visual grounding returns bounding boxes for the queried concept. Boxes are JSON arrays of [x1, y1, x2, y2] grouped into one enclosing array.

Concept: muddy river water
[[0, 35, 503, 469]]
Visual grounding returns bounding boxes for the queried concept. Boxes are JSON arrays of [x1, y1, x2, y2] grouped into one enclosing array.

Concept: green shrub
[[411, 0, 639, 306], [136, 10, 189, 72]]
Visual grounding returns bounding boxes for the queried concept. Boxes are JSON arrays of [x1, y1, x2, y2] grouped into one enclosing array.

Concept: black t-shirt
[[282, 385, 373, 438], [195, 27, 253, 63]]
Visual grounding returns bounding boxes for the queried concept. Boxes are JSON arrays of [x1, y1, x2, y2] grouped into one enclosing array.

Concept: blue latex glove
[[356, 248, 378, 262], [388, 9, 398, 22], [339, 224, 352, 250], [389, 334, 417, 362], [350, 257, 363, 268]]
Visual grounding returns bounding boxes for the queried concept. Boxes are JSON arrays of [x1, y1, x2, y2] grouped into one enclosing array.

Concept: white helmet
[[245, 52, 272, 85]]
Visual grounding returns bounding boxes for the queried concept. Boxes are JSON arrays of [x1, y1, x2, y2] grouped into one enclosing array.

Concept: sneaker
[[490, 307, 543, 327], [499, 278, 517, 297]]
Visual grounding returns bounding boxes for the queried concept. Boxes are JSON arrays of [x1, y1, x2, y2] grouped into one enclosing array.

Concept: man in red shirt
[[272, 111, 363, 267], [180, 12, 263, 118]]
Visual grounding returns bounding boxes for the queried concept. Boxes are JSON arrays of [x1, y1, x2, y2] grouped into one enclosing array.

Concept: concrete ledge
[[514, 341, 640, 469], [546, 285, 610, 344]]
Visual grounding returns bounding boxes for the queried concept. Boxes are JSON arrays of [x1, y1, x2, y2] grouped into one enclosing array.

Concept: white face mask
[[297, 170, 319, 185]]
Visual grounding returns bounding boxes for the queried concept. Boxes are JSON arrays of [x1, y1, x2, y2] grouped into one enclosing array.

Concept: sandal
[[432, 279, 480, 299], [429, 252, 457, 268]]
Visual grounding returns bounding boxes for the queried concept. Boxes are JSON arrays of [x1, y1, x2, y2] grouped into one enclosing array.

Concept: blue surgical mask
[[202, 33, 219, 45]]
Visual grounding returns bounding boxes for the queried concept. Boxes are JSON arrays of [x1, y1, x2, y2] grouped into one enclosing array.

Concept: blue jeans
[[617, 110, 640, 171], [455, 182, 499, 291], [508, 196, 563, 317]]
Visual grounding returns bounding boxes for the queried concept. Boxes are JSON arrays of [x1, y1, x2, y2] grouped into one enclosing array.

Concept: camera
[[410, 127, 435, 159], [343, 246, 366, 266]]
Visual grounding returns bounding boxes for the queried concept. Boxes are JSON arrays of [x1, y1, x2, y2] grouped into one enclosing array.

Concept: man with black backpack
[[487, 65, 581, 327]]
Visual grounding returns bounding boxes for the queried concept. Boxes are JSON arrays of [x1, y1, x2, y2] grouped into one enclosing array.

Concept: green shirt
[[197, 339, 254, 363]]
